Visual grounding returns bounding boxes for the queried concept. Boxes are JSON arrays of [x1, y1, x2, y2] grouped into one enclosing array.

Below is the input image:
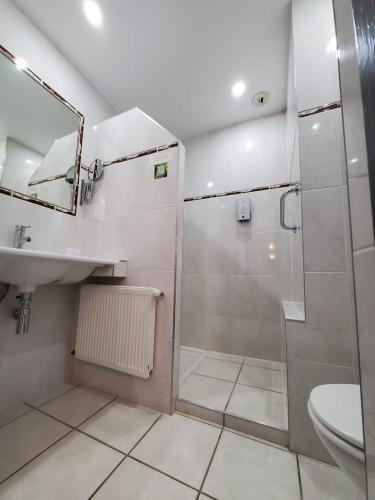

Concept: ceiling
[[14, 0, 291, 139]]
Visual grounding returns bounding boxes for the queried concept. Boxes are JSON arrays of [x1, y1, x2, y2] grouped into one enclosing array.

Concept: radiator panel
[[75, 285, 160, 379]]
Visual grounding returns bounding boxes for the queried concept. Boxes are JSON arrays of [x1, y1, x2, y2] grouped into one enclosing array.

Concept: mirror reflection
[[0, 48, 82, 212]]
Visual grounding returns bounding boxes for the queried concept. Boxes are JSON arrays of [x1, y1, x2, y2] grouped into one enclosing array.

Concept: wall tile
[[299, 109, 346, 190], [184, 115, 288, 199], [293, 0, 341, 111], [287, 357, 354, 463], [182, 274, 206, 316], [123, 207, 177, 271], [302, 187, 348, 272], [257, 231, 291, 274], [348, 176, 375, 250], [304, 272, 355, 335]]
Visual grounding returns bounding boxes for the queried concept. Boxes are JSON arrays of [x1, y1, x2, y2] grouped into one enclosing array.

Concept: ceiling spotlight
[[207, 181, 214, 188], [245, 141, 254, 150], [312, 123, 320, 131], [83, 0, 103, 27], [232, 81, 246, 98]]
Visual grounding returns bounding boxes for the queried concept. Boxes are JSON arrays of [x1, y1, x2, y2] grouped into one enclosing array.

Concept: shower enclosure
[[176, 109, 303, 443]]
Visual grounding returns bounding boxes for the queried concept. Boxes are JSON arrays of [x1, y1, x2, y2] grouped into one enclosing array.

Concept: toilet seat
[[308, 399, 365, 463], [309, 384, 364, 450]]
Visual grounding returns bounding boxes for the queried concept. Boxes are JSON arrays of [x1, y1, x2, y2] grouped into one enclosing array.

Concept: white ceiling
[[14, 0, 291, 139]]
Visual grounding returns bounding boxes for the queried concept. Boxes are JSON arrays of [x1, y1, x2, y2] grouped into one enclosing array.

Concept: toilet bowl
[[308, 384, 365, 494]]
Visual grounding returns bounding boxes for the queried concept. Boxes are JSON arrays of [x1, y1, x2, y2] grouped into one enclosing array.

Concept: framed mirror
[[0, 44, 84, 215]]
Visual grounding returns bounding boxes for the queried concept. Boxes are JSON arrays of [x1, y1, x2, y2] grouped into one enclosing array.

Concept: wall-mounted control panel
[[237, 198, 251, 222]]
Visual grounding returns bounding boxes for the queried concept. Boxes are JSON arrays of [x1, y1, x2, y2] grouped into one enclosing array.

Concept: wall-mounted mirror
[[0, 45, 84, 215]]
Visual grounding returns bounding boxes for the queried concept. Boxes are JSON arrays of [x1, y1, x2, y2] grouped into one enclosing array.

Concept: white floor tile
[[131, 413, 221, 488], [193, 358, 241, 382], [238, 365, 284, 392], [26, 383, 77, 407], [179, 373, 234, 411], [179, 347, 207, 384], [40, 386, 114, 427], [79, 399, 160, 453], [299, 455, 366, 500], [93, 457, 197, 500], [0, 403, 32, 427], [203, 430, 300, 500], [207, 351, 244, 364], [226, 384, 287, 429], [0, 431, 122, 500], [0, 410, 70, 482], [244, 357, 284, 371]]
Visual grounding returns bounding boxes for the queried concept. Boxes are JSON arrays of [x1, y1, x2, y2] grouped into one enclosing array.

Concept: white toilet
[[308, 384, 365, 493]]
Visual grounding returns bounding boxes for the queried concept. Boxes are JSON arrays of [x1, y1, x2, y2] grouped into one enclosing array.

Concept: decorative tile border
[[104, 141, 179, 167], [0, 43, 84, 216], [298, 101, 341, 118], [28, 173, 67, 187], [184, 182, 297, 202]]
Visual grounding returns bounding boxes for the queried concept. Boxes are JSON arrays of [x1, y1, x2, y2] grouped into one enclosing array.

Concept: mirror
[[0, 45, 84, 214]]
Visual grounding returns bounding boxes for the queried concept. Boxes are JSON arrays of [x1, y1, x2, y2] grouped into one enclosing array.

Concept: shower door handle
[[280, 186, 300, 233]]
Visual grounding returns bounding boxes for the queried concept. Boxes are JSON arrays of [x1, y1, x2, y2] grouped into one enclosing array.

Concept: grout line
[[223, 426, 291, 454], [33, 407, 75, 429], [296, 455, 304, 500], [25, 383, 80, 409], [0, 406, 33, 429], [33, 393, 117, 431], [174, 410, 223, 430], [224, 358, 245, 413], [130, 456, 201, 493], [235, 381, 285, 394], [74, 396, 118, 428], [76, 428, 127, 456], [0, 428, 74, 486], [88, 456, 127, 499], [0, 384, 82, 430], [127, 414, 162, 455], [190, 371, 239, 384], [197, 427, 224, 499], [243, 362, 283, 372]]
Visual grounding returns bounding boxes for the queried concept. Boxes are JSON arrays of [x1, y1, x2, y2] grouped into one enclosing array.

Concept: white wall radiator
[[75, 285, 162, 379]]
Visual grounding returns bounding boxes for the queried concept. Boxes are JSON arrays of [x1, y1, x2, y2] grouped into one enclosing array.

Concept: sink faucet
[[14, 225, 32, 248]]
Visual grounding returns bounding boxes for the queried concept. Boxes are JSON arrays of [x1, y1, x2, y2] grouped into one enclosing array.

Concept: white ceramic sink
[[0, 246, 119, 293]]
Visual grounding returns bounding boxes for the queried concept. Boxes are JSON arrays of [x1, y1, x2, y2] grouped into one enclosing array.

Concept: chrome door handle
[[280, 185, 300, 233]]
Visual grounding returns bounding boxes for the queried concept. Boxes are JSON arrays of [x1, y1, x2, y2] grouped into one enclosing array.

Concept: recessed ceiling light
[[350, 158, 358, 164], [25, 159, 33, 164], [245, 141, 254, 150], [312, 123, 320, 131], [232, 81, 246, 98], [83, 0, 103, 27], [207, 181, 214, 188]]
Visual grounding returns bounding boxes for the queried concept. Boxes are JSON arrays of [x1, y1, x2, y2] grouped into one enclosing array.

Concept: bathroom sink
[[0, 246, 119, 293]]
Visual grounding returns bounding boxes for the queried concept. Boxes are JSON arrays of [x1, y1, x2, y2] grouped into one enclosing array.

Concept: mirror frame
[[0, 44, 84, 216]]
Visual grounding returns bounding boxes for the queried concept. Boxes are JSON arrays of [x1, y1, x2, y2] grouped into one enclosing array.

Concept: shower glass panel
[[177, 110, 304, 441]]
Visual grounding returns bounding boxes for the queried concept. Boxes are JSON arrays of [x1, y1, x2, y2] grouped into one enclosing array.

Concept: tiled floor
[[178, 346, 288, 429], [0, 384, 365, 499]]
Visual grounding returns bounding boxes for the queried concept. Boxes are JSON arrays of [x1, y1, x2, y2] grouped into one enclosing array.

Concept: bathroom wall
[[181, 115, 294, 361], [67, 124, 183, 413], [286, 0, 358, 464], [0, 0, 115, 413], [334, 0, 375, 495]]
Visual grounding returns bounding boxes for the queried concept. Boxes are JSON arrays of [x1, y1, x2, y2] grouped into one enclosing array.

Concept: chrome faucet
[[14, 225, 32, 248]]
